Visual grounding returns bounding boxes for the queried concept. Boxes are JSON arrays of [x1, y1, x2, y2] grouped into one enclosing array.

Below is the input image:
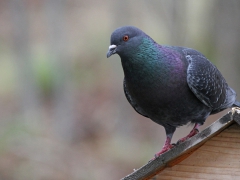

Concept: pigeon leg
[[154, 126, 176, 158], [154, 134, 174, 158], [177, 123, 201, 143]]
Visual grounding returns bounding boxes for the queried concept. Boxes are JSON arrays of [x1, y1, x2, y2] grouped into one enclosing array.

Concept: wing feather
[[183, 48, 236, 112]]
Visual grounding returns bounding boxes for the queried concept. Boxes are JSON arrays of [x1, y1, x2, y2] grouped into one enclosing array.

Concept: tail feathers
[[232, 101, 240, 107]]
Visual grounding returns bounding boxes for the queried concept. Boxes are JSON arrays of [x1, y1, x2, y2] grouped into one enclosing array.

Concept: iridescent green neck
[[120, 37, 163, 83]]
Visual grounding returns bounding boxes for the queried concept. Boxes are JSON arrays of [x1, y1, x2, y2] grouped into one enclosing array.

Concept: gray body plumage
[[123, 45, 236, 134], [107, 26, 239, 156]]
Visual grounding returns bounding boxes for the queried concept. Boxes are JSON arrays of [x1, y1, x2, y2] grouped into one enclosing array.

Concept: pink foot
[[151, 136, 174, 161], [154, 144, 174, 158], [177, 123, 201, 144], [177, 128, 199, 143]]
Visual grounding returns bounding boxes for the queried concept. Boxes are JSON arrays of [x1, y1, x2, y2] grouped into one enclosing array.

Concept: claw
[[149, 128, 176, 162], [148, 143, 176, 163], [177, 124, 200, 144], [154, 143, 175, 157]]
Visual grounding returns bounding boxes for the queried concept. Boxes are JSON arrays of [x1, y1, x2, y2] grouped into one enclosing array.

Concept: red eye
[[123, 35, 129, 41]]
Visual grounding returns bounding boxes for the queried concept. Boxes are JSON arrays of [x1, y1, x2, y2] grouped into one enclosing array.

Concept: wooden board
[[122, 108, 240, 180], [154, 123, 240, 180]]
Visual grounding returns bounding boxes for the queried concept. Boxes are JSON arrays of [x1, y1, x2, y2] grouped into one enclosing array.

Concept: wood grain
[[154, 123, 240, 180], [121, 108, 240, 180]]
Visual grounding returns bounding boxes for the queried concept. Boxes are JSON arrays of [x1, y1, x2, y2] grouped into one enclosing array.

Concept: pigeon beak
[[107, 45, 117, 58]]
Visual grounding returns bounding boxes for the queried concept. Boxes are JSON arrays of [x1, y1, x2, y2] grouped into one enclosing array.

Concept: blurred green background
[[0, 0, 240, 179]]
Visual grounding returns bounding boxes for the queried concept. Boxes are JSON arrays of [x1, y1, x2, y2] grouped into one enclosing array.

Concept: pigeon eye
[[123, 35, 129, 42]]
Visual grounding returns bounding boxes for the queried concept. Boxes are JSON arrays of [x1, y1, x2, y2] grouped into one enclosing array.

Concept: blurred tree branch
[[214, 0, 240, 92], [45, 0, 76, 142], [9, 0, 42, 121]]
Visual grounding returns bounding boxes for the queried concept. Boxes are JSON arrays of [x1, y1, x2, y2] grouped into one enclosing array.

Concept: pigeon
[[106, 26, 240, 158]]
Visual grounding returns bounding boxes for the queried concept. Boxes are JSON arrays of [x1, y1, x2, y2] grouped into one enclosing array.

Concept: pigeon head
[[106, 26, 145, 58]]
